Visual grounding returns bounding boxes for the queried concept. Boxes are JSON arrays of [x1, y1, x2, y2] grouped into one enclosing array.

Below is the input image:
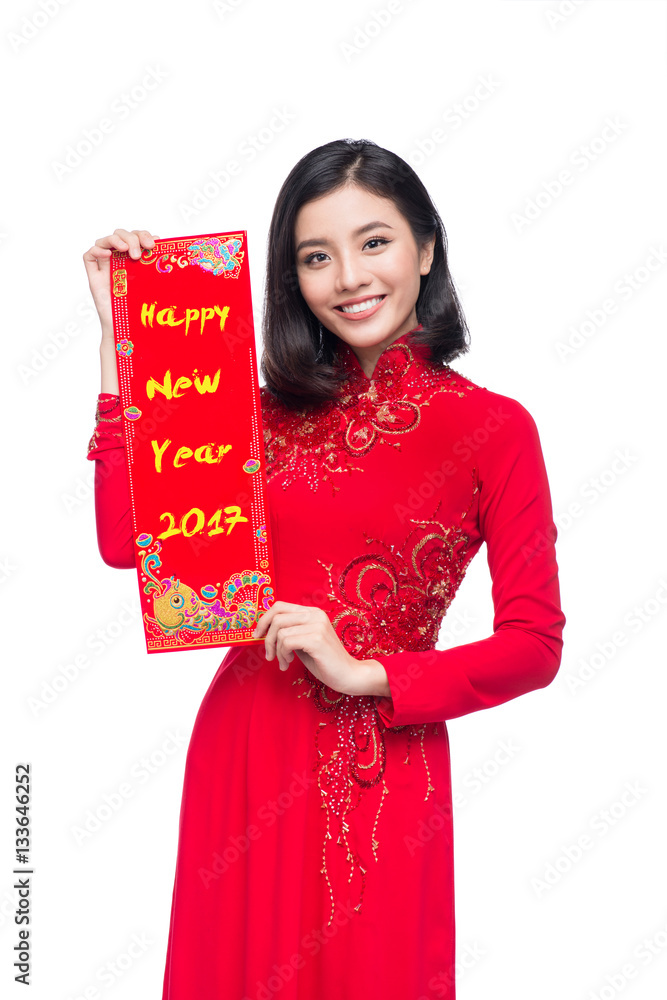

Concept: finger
[[253, 601, 305, 637], [111, 228, 143, 259], [94, 231, 132, 252], [82, 245, 112, 278], [83, 245, 112, 261], [124, 234, 144, 259], [131, 229, 157, 250], [276, 628, 319, 672], [263, 612, 312, 660], [275, 626, 305, 671]]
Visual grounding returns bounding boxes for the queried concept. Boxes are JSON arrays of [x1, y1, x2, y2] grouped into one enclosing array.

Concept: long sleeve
[[372, 396, 566, 728], [86, 394, 135, 569]]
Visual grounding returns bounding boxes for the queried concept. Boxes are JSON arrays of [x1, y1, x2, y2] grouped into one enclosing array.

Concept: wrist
[[345, 657, 391, 698], [100, 339, 120, 396]]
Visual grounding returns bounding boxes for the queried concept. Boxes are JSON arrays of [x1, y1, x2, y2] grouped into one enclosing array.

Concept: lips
[[334, 294, 386, 318]]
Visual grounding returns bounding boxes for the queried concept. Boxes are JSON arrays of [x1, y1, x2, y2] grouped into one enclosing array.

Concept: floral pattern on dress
[[261, 339, 478, 493], [317, 470, 480, 659], [291, 468, 480, 923]]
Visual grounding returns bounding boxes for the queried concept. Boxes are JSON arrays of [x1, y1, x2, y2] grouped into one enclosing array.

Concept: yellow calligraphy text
[[140, 301, 230, 336], [151, 438, 232, 474], [157, 505, 248, 541], [145, 367, 221, 401]]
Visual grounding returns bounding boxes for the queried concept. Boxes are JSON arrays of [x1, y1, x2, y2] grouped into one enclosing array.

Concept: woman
[[83, 138, 566, 999]]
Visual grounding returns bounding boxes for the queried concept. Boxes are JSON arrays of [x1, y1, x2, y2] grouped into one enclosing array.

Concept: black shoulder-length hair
[[260, 138, 470, 410]]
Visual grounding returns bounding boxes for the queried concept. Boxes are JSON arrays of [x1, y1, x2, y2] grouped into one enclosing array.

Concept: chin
[[328, 316, 400, 343]]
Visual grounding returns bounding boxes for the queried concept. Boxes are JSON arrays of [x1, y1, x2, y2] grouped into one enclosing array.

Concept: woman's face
[[294, 183, 435, 357]]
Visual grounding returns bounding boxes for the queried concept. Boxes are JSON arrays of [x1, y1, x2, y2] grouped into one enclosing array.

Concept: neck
[[347, 318, 420, 379]]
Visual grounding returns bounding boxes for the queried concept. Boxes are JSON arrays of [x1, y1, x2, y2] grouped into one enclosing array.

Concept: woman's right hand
[[82, 228, 157, 342]]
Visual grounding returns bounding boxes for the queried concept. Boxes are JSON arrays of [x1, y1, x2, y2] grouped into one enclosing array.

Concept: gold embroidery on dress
[[87, 396, 122, 456], [292, 467, 480, 924], [262, 341, 478, 493]]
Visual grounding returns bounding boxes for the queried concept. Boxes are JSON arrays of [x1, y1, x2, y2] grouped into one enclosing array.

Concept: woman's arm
[[369, 397, 566, 727], [86, 393, 135, 569], [83, 229, 157, 569]]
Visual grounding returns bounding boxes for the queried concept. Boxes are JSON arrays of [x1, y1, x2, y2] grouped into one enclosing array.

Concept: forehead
[[294, 184, 405, 237]]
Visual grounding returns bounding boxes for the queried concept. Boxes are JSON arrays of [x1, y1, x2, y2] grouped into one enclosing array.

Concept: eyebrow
[[295, 221, 394, 254]]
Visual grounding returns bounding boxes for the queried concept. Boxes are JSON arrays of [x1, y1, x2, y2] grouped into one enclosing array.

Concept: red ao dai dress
[[86, 325, 565, 999]]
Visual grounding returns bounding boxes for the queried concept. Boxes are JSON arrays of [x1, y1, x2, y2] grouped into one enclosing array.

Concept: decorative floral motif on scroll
[[291, 468, 480, 925], [186, 236, 244, 278], [137, 534, 273, 645], [261, 344, 478, 493], [138, 235, 245, 277]]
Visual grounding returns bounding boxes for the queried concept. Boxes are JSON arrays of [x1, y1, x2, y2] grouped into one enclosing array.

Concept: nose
[[334, 252, 373, 295]]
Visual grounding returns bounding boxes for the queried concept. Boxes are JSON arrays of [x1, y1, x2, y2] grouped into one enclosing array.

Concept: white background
[[2, 1, 666, 998]]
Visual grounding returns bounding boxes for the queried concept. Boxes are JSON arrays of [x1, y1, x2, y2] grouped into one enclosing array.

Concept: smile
[[334, 295, 386, 318]]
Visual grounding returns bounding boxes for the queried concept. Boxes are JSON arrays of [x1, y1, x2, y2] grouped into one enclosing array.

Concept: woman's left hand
[[252, 601, 368, 696]]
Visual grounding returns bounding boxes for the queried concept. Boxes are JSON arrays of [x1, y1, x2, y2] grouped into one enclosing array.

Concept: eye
[[364, 237, 390, 250], [170, 594, 185, 609], [302, 251, 329, 265]]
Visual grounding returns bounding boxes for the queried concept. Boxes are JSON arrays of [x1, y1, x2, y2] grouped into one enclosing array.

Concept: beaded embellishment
[[292, 469, 480, 924], [261, 340, 478, 493], [87, 394, 122, 456], [322, 470, 480, 655]]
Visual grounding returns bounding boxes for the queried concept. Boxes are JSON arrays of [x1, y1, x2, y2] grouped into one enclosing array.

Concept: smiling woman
[[293, 188, 434, 377], [84, 137, 565, 1000], [261, 138, 470, 405]]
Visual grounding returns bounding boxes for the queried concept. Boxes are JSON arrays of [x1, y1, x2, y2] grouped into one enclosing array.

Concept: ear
[[419, 234, 436, 275]]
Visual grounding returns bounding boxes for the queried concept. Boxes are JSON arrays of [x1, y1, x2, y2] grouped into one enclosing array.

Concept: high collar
[[333, 324, 433, 385]]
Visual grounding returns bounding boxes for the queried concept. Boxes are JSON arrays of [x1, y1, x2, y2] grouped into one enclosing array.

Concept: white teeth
[[339, 296, 383, 314]]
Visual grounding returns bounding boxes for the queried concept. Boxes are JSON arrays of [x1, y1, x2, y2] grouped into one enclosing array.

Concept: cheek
[[298, 272, 328, 311], [382, 253, 421, 297]]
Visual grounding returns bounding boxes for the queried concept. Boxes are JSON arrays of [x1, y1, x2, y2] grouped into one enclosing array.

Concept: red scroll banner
[[110, 231, 275, 654]]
